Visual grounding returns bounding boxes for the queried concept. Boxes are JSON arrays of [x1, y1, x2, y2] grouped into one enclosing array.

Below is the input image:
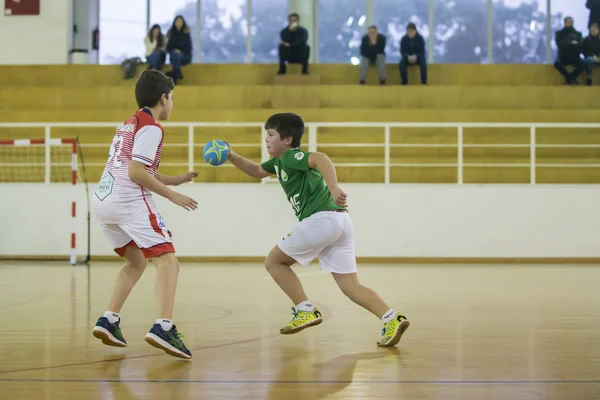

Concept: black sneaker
[[92, 317, 127, 347], [145, 324, 192, 359]]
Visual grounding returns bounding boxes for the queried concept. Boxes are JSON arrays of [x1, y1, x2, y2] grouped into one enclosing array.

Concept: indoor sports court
[[1, 261, 600, 399], [3, 0, 600, 398]]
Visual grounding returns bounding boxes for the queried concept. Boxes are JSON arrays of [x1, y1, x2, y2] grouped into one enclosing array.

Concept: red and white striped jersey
[[96, 108, 164, 206]]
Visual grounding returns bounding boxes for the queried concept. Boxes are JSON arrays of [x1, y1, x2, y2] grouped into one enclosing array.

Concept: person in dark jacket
[[359, 25, 386, 85], [399, 23, 427, 85], [587, 0, 600, 28], [166, 15, 192, 84], [553, 17, 587, 85], [278, 13, 310, 75], [582, 23, 600, 84]]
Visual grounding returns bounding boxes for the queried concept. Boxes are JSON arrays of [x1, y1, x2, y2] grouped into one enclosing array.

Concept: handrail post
[[260, 125, 267, 184], [45, 125, 51, 183], [384, 125, 390, 184], [457, 125, 463, 184], [308, 123, 317, 153], [187, 125, 194, 181], [530, 126, 536, 184]]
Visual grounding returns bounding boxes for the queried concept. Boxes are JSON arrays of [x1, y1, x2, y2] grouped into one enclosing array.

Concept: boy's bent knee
[[265, 245, 296, 270], [153, 252, 179, 268]]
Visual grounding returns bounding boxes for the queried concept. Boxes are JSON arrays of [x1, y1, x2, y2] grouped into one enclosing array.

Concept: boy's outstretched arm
[[155, 171, 199, 186], [308, 152, 347, 207], [228, 148, 272, 179], [128, 161, 198, 211]]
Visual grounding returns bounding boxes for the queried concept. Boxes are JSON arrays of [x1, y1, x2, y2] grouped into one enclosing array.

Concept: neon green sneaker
[[280, 307, 323, 334], [377, 314, 410, 347]]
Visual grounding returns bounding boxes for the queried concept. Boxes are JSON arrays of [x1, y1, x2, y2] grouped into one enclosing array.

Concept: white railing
[[1, 122, 600, 184]]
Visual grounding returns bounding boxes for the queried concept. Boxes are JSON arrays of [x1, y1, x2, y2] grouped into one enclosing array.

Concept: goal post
[[0, 138, 90, 265]]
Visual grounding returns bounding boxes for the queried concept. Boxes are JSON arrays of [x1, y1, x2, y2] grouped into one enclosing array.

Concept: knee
[[126, 259, 148, 272], [170, 51, 181, 60]]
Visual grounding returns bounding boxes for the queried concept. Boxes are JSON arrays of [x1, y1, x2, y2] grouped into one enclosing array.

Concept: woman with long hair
[[145, 24, 166, 71], [165, 15, 192, 84]]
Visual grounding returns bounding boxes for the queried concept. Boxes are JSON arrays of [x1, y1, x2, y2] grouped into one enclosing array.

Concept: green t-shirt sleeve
[[261, 158, 276, 174], [283, 150, 311, 171]]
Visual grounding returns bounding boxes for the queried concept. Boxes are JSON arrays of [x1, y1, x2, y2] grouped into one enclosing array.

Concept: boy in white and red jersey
[[91, 70, 198, 359]]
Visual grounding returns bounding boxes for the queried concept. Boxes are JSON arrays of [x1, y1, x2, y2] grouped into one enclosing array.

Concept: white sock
[[381, 309, 397, 323], [104, 311, 120, 324], [157, 318, 173, 331], [296, 300, 315, 312]]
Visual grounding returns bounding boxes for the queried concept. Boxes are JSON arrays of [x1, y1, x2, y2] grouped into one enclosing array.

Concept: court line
[[0, 378, 599, 384], [0, 295, 48, 311], [0, 302, 334, 375]]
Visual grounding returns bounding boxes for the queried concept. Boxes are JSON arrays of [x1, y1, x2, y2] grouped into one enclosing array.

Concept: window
[[99, 0, 147, 64], [374, 0, 429, 64], [200, 0, 248, 63], [250, 0, 288, 63], [150, 0, 198, 61], [318, 0, 366, 63], [550, 0, 589, 59], [433, 0, 488, 63], [492, 0, 548, 63]]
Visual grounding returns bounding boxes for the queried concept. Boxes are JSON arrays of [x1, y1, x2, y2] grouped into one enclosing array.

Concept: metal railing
[[1, 122, 600, 184]]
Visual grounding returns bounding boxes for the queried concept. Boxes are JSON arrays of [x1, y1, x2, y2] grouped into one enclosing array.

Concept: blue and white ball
[[203, 140, 230, 166]]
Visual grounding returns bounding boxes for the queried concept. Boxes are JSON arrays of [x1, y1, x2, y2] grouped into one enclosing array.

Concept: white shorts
[[278, 210, 357, 274], [93, 195, 174, 259]]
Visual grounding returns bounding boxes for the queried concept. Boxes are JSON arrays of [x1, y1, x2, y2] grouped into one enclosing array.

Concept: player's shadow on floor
[[97, 355, 192, 400], [267, 347, 402, 400]]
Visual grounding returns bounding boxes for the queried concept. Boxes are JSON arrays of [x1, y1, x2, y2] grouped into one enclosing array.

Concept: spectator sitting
[[553, 17, 586, 85], [145, 24, 166, 71], [359, 25, 386, 85], [582, 23, 600, 85], [399, 23, 427, 85], [278, 13, 310, 75], [165, 15, 192, 84]]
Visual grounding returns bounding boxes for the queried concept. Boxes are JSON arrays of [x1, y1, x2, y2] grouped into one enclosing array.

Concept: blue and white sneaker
[[144, 324, 192, 359], [92, 317, 127, 347]]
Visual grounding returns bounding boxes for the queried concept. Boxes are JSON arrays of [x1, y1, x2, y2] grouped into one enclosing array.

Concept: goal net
[[0, 138, 90, 265]]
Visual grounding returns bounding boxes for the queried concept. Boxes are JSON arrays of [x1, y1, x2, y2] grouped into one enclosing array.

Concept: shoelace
[[289, 307, 311, 326], [113, 323, 123, 338]]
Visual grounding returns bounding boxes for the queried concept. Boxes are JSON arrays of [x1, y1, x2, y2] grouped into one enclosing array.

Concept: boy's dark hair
[[407, 22, 417, 31], [288, 13, 300, 20], [135, 70, 174, 109], [264, 113, 304, 148]]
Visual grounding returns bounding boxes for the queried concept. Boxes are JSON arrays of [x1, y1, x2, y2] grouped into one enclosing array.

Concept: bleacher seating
[[0, 63, 599, 184]]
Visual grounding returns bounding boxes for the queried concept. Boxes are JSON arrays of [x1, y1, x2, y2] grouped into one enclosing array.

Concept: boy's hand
[[330, 187, 347, 207], [168, 191, 198, 211], [181, 171, 199, 183]]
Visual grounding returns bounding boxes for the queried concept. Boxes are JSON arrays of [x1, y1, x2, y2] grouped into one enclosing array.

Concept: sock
[[296, 300, 315, 312], [104, 311, 120, 324], [381, 309, 397, 324], [157, 318, 173, 331]]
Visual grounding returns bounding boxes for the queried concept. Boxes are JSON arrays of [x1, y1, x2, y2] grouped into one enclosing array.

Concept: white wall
[[0, 0, 71, 65], [1, 183, 599, 259]]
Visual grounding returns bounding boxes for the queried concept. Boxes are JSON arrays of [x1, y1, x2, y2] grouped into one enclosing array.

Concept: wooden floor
[[1, 262, 599, 399]]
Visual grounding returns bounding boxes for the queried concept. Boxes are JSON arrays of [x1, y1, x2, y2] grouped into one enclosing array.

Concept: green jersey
[[261, 148, 345, 221]]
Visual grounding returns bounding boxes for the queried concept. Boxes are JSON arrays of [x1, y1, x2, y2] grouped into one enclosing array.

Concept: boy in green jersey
[[227, 113, 409, 347]]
